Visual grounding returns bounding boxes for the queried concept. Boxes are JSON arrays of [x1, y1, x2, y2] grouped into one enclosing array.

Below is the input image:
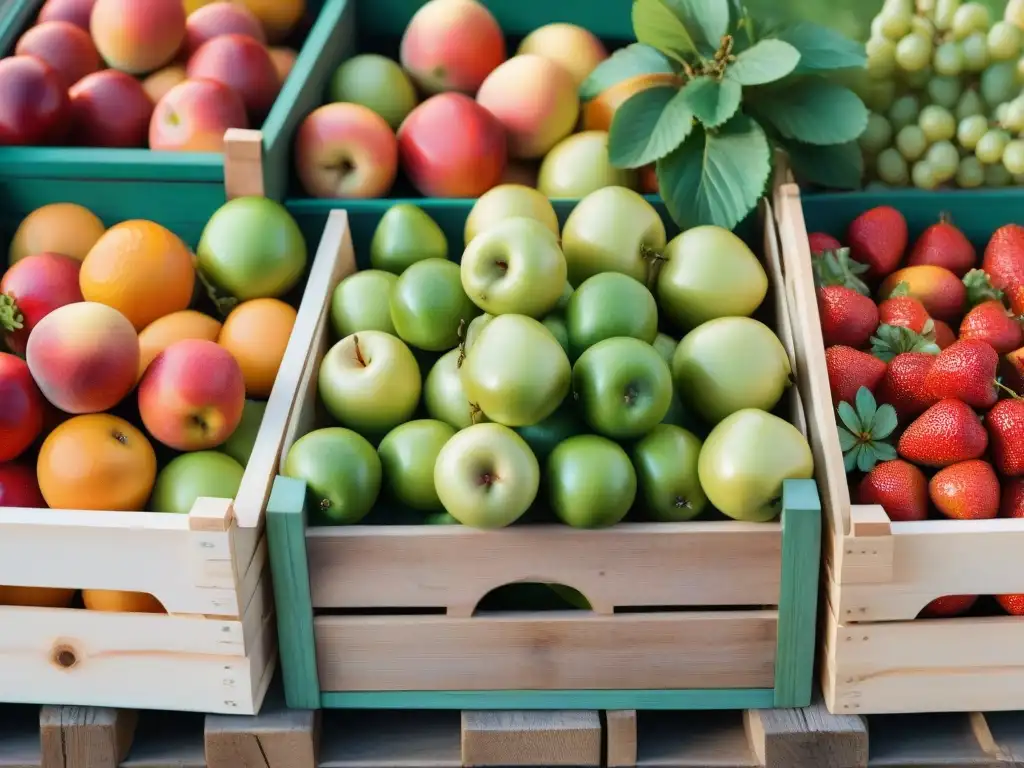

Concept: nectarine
[[69, 70, 154, 148], [517, 23, 608, 88], [0, 56, 69, 146], [15, 20, 101, 89], [150, 79, 248, 152], [37, 0, 97, 30], [90, 0, 186, 75], [141, 65, 187, 103], [186, 34, 280, 120], [183, 1, 266, 58]]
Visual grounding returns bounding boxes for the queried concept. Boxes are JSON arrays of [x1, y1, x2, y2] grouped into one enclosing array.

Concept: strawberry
[[847, 206, 907, 279], [819, 286, 879, 348], [825, 346, 886, 406], [919, 595, 978, 618], [897, 399, 988, 467], [1008, 284, 1024, 317], [958, 300, 1023, 354], [986, 398, 1024, 477], [879, 265, 965, 322], [928, 459, 1000, 520], [812, 247, 871, 296], [809, 232, 843, 254], [906, 214, 977, 277], [876, 352, 939, 421], [1001, 477, 1024, 517], [996, 595, 1024, 616], [932, 319, 957, 349], [877, 283, 931, 334], [924, 339, 999, 409], [983, 223, 1024, 293], [857, 459, 928, 521]]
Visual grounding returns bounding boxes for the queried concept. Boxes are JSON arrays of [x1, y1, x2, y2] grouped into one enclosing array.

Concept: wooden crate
[[0, 179, 349, 714], [267, 201, 822, 711], [773, 180, 1024, 715]]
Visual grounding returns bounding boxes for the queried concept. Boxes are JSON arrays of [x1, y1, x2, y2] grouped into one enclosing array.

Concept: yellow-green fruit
[[464, 184, 559, 245]]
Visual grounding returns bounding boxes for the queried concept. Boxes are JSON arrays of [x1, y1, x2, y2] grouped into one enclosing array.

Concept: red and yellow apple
[[90, 0, 186, 75], [150, 79, 248, 152], [517, 23, 608, 88], [0, 56, 69, 146], [15, 20, 100, 89], [37, 0, 96, 30], [186, 33, 280, 120], [183, 1, 266, 58], [141, 65, 187, 103], [69, 70, 154, 147]]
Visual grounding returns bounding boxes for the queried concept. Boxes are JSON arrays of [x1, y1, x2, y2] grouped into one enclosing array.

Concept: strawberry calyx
[[870, 323, 941, 362], [837, 386, 899, 473], [0, 293, 23, 333], [812, 247, 871, 296], [964, 268, 1005, 309]]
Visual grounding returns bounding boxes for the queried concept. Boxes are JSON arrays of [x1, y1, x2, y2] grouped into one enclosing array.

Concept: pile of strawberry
[[813, 206, 1024, 620]]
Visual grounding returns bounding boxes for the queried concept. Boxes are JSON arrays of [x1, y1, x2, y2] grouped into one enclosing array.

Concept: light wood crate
[[267, 201, 822, 711], [773, 179, 1024, 715]]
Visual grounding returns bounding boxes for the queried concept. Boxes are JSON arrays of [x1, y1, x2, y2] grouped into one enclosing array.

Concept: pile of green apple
[[282, 184, 815, 529]]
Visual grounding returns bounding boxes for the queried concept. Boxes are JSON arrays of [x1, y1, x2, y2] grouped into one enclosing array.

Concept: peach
[[9, 203, 105, 265], [141, 65, 187, 103], [582, 72, 680, 132], [517, 23, 608, 88], [476, 55, 579, 159], [25, 302, 139, 415], [294, 103, 397, 199], [138, 339, 245, 451], [269, 47, 298, 84], [150, 79, 248, 152], [15, 21, 101, 89], [90, 0, 186, 75], [399, 0, 506, 95], [70, 70, 154, 148], [183, 1, 266, 58], [186, 34, 280, 120], [37, 0, 96, 30]]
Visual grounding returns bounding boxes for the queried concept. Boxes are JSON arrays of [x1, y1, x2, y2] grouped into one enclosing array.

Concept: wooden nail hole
[[52, 644, 77, 669]]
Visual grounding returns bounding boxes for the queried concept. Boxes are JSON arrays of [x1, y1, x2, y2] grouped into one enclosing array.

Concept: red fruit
[[847, 206, 907, 279], [1008, 284, 1024, 317], [0, 253, 83, 354], [0, 56, 70, 146], [958, 300, 1023, 354], [819, 285, 879, 348], [983, 224, 1024, 294], [996, 594, 1024, 615], [898, 399, 988, 467], [929, 459, 1000, 520], [875, 352, 938, 421], [879, 266, 966, 322], [932, 319, 957, 349], [878, 295, 930, 334], [0, 352, 45, 462], [186, 34, 281, 120], [920, 595, 978, 618], [1002, 346, 1024, 392], [986, 398, 1024, 477], [1001, 477, 1024, 517], [824, 345, 887, 406], [924, 339, 999, 409], [809, 232, 842, 254], [69, 70, 154, 148], [906, 216, 976, 277], [0, 462, 46, 507], [857, 460, 928, 521]]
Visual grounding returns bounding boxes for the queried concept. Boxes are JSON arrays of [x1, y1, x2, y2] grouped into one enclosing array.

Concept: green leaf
[[664, 0, 731, 56], [609, 87, 693, 168], [874, 442, 899, 461], [579, 43, 677, 103], [657, 115, 770, 230], [856, 444, 878, 473], [843, 444, 861, 473], [727, 39, 801, 85], [752, 79, 869, 146], [871, 405, 898, 440], [632, 0, 697, 63], [854, 386, 877, 429], [779, 139, 864, 189], [837, 401, 862, 434], [772, 22, 867, 73], [680, 76, 742, 129], [837, 426, 858, 452]]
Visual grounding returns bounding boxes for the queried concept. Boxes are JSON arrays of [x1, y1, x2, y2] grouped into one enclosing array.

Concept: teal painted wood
[[321, 688, 777, 710], [773, 478, 822, 709]]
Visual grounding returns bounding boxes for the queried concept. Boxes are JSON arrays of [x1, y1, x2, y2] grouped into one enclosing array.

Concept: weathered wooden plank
[[461, 711, 602, 767]]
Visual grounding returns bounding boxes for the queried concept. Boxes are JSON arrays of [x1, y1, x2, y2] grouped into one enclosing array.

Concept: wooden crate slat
[[461, 711, 602, 767], [317, 710, 461, 768]]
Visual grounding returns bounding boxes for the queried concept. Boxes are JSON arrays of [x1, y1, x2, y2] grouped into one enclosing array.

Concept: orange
[[9, 203, 106, 265], [0, 586, 76, 608], [79, 219, 196, 331], [218, 298, 297, 398], [581, 72, 681, 132], [138, 309, 222, 380], [37, 414, 157, 511], [82, 589, 165, 614], [235, 0, 305, 42]]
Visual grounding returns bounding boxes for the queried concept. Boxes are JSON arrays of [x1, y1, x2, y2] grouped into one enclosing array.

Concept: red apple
[[150, 79, 248, 152], [183, 1, 266, 58], [90, 0, 186, 75], [0, 353, 45, 463], [15, 20, 101, 89], [186, 34, 280, 121], [37, 0, 96, 30], [294, 103, 398, 198], [0, 252, 83, 355], [397, 92, 506, 197], [0, 56, 69, 146], [0, 462, 47, 507], [69, 70, 154, 148]]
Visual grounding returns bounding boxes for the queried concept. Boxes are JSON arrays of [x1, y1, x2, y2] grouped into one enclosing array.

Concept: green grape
[[911, 15, 936, 39], [976, 128, 1011, 162], [926, 139, 960, 181], [890, 94, 921, 130], [934, 41, 965, 75], [962, 31, 990, 71], [903, 65, 933, 89], [986, 161, 1014, 185], [867, 37, 898, 79], [876, 147, 910, 185], [1007, 0, 1024, 29], [1017, 56, 1024, 80], [860, 112, 894, 154], [896, 32, 934, 71], [952, 2, 991, 39], [981, 61, 1021, 107], [861, 79, 898, 113], [956, 155, 986, 186], [877, 7, 914, 39], [871, 15, 886, 39], [989, 21, 1023, 61], [957, 114, 990, 148], [1004, 138, 1024, 173], [919, 104, 957, 141], [1005, 98, 1024, 130], [912, 160, 940, 188], [936, 0, 962, 30], [955, 88, 986, 119], [996, 101, 1012, 124], [896, 124, 929, 160], [927, 74, 963, 108]]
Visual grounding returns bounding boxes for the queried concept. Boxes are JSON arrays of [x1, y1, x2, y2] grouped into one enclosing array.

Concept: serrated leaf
[[874, 442, 898, 461], [844, 444, 861, 473], [837, 400, 861, 434], [579, 43, 677, 103], [656, 115, 770, 230], [856, 444, 879, 473], [663, 0, 731, 57], [680, 76, 742, 129], [837, 426, 858, 451], [871, 405, 898, 440], [609, 86, 693, 168], [752, 79, 869, 146], [727, 39, 801, 85], [855, 386, 877, 428], [772, 22, 867, 73], [779, 139, 864, 189]]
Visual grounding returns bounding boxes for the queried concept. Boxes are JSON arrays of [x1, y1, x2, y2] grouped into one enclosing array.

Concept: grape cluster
[[859, 0, 1024, 189]]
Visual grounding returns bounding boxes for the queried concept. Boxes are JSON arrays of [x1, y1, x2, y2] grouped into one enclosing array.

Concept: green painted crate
[[265, 197, 822, 712]]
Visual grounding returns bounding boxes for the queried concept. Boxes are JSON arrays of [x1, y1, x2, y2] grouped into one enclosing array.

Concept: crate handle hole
[[452, 580, 613, 618]]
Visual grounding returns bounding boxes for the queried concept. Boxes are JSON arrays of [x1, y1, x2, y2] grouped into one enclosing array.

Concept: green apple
[[284, 427, 382, 524], [434, 423, 540, 528], [561, 186, 666, 287], [554, 282, 573, 312], [573, 337, 672, 439], [461, 217, 568, 318], [390, 258, 478, 351], [426, 511, 461, 525], [331, 270, 398, 337], [222, 399, 267, 465], [673, 317, 791, 425], [548, 435, 636, 528], [538, 131, 638, 198], [697, 409, 813, 522], [652, 333, 677, 365], [632, 425, 706, 522], [319, 331, 421, 436], [378, 419, 455, 512], [461, 314, 571, 426], [566, 272, 658, 358], [424, 349, 483, 429], [370, 204, 447, 274], [149, 451, 244, 514], [464, 184, 560, 245], [514, 402, 585, 463], [541, 315, 569, 355], [463, 312, 493, 352], [662, 392, 703, 434], [328, 54, 417, 130], [657, 226, 769, 331]]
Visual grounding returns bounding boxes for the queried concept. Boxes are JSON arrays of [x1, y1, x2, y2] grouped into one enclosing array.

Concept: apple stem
[[0, 293, 23, 332], [469, 402, 483, 424], [674, 497, 692, 509], [352, 335, 367, 367], [623, 385, 638, 406], [640, 245, 668, 289]]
